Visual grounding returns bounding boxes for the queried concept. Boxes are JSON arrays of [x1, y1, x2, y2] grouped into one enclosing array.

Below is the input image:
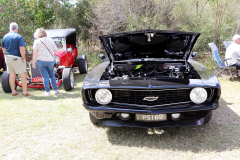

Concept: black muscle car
[[81, 29, 221, 128]]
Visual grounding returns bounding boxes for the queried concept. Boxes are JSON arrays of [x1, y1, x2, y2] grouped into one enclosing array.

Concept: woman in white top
[[32, 28, 60, 96]]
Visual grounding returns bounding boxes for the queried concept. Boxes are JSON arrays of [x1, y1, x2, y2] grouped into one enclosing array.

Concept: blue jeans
[[36, 60, 57, 92]]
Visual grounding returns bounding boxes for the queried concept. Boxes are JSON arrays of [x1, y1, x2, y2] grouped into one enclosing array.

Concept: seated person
[[225, 34, 240, 75]]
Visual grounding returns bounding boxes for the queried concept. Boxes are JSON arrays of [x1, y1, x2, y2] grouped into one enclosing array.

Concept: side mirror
[[99, 54, 105, 60], [67, 48, 73, 53], [191, 52, 198, 59]]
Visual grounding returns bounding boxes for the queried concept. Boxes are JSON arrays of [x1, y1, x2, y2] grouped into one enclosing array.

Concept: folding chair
[[208, 43, 235, 81], [223, 41, 232, 50]]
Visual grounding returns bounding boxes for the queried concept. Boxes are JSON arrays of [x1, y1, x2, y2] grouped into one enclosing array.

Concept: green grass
[[0, 70, 240, 159]]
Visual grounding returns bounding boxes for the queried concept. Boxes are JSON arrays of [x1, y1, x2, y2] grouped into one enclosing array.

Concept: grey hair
[[9, 22, 18, 31]]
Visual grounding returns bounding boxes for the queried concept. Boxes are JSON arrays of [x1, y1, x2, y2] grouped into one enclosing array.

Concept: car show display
[[1, 28, 88, 92], [81, 29, 221, 128]]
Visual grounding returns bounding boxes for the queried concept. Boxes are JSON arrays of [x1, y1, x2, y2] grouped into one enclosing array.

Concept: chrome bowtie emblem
[[143, 96, 158, 101]]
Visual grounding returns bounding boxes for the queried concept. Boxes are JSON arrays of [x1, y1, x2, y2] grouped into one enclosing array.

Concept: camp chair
[[223, 41, 232, 50], [208, 43, 235, 81]]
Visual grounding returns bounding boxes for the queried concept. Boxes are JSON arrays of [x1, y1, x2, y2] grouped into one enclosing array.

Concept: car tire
[[203, 111, 213, 124], [89, 112, 99, 125], [1, 71, 12, 93], [78, 57, 88, 74], [62, 68, 74, 91], [2, 58, 7, 71]]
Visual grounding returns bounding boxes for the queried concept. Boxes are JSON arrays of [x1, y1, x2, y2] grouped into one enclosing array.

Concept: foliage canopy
[[0, 0, 240, 53]]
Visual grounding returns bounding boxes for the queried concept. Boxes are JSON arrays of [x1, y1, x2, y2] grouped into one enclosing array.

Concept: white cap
[[232, 34, 240, 41]]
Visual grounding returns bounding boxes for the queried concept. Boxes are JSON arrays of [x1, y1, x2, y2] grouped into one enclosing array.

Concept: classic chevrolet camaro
[[81, 29, 221, 128]]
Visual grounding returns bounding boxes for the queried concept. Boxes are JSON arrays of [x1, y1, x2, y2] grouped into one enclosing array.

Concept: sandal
[[11, 92, 20, 96], [22, 92, 33, 97]]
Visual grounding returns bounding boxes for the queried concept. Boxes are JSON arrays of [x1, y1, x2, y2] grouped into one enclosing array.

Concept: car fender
[[188, 59, 220, 88], [54, 51, 65, 58], [78, 55, 86, 60], [55, 51, 74, 67], [82, 62, 109, 89], [0, 47, 4, 70]]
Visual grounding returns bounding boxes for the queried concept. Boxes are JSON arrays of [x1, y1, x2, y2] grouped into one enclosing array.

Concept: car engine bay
[[100, 61, 201, 80]]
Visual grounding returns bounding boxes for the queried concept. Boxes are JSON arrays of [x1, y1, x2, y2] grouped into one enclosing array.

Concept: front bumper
[[98, 117, 205, 128], [83, 103, 218, 128], [15, 80, 62, 88]]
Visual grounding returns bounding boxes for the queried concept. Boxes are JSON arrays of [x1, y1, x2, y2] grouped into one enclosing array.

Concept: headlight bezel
[[190, 87, 208, 104], [95, 89, 112, 105]]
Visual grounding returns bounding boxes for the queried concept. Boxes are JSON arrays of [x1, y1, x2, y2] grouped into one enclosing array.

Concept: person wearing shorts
[[2, 22, 33, 97]]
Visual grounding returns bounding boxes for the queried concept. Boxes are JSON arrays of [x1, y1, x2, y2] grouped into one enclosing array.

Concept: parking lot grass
[[0, 70, 240, 160]]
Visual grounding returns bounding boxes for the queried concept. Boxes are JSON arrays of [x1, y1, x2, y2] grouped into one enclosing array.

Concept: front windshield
[[53, 38, 66, 51]]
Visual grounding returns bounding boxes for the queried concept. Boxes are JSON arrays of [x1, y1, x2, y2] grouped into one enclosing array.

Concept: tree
[[27, 0, 55, 28]]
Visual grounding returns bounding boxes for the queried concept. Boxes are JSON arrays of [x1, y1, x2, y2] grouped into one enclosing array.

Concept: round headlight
[[95, 89, 112, 104], [190, 87, 207, 104]]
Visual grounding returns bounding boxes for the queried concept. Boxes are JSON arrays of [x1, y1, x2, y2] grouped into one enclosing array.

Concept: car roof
[[45, 28, 76, 38]]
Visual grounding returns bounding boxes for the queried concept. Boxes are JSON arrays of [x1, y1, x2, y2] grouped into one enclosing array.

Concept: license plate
[[31, 77, 43, 83], [135, 114, 167, 122]]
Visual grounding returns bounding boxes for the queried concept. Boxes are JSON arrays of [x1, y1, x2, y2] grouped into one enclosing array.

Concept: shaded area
[[105, 98, 240, 153]]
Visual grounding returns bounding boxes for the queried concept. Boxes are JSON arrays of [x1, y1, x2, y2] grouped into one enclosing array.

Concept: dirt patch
[[217, 70, 238, 78]]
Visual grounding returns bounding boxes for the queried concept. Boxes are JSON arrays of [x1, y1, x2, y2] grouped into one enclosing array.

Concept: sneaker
[[11, 92, 20, 96], [44, 91, 50, 96], [22, 92, 33, 97], [54, 90, 60, 95]]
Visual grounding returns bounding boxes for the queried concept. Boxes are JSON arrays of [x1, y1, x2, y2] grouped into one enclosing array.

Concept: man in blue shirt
[[2, 22, 33, 97]]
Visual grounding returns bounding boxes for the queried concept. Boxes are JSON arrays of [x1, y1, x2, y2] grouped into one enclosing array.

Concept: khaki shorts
[[5, 55, 26, 74]]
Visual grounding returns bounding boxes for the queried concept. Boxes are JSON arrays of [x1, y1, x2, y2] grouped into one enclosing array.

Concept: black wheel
[[62, 68, 74, 91], [1, 71, 12, 93], [2, 58, 6, 71], [204, 111, 213, 124], [78, 57, 88, 74], [89, 112, 99, 125]]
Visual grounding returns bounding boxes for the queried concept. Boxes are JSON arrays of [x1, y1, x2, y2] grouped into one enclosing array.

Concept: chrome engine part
[[101, 62, 200, 80]]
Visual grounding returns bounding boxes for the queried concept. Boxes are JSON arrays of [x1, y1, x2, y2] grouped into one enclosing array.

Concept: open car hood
[[99, 29, 200, 62]]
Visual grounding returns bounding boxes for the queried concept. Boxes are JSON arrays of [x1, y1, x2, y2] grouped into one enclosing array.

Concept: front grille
[[29, 62, 41, 78], [87, 88, 214, 107], [111, 89, 191, 106]]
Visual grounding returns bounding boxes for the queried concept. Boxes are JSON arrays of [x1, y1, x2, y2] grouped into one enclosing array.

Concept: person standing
[[32, 28, 60, 96], [225, 34, 240, 76], [2, 22, 33, 97]]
